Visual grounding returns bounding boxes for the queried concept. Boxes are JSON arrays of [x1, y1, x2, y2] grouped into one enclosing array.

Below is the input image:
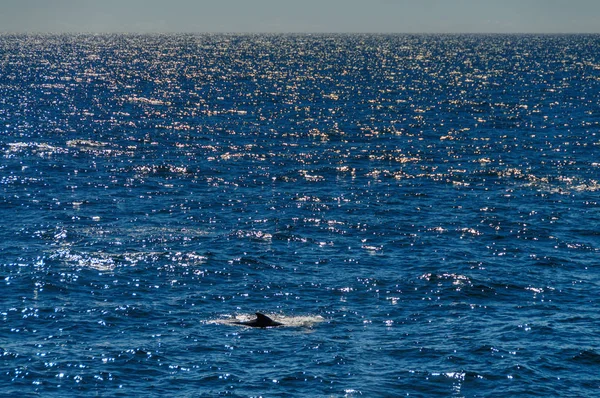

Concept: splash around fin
[[209, 312, 324, 328]]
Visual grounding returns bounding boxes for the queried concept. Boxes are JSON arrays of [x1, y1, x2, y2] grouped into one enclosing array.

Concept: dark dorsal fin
[[229, 312, 284, 327], [255, 312, 283, 327], [255, 312, 272, 323]]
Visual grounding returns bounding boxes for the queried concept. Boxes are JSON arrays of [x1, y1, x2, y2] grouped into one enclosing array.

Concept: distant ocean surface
[[1, 33, 600, 397]]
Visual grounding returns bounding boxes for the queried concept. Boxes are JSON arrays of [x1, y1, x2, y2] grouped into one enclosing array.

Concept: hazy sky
[[1, 0, 599, 34]]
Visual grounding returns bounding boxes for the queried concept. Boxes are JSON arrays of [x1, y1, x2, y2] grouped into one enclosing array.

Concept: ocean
[[1, 33, 599, 397]]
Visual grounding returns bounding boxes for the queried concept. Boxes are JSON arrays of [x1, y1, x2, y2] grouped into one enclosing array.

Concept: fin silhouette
[[233, 312, 284, 328]]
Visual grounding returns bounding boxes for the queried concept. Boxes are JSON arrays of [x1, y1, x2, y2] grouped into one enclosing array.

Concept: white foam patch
[[209, 313, 325, 328]]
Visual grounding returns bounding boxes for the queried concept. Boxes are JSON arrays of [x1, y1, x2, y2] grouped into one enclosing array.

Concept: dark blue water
[[1, 33, 600, 397]]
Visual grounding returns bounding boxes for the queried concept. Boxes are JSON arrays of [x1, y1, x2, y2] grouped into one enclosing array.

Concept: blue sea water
[[1, 33, 600, 397]]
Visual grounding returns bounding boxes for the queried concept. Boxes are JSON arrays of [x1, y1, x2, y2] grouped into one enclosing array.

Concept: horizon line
[[2, 31, 600, 35]]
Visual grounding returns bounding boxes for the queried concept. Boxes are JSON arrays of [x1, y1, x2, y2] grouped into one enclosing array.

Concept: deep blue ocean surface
[[1, 34, 600, 397]]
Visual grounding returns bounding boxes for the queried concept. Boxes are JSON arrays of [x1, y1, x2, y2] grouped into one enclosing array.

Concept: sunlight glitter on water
[[1, 33, 600, 397]]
